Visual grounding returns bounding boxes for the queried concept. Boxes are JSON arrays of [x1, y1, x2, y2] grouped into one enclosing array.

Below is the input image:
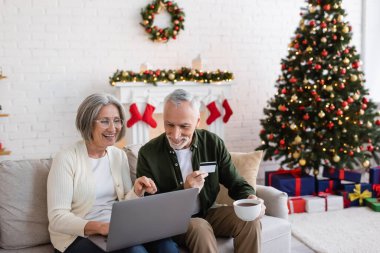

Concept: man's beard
[[167, 135, 191, 150]]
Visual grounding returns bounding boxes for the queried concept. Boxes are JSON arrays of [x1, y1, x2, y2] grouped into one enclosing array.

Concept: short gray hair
[[76, 93, 126, 142], [164, 89, 200, 116]]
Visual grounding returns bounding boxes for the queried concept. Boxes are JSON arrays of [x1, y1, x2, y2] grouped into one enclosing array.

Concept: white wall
[[363, 0, 380, 102], [0, 0, 363, 160]]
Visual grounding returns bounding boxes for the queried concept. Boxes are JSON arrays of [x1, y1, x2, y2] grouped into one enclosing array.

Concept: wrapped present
[[369, 167, 380, 184], [303, 195, 325, 213], [341, 183, 372, 206], [316, 178, 340, 193], [337, 191, 351, 208], [270, 172, 315, 196], [317, 193, 344, 211], [287, 197, 306, 214], [265, 168, 301, 186], [322, 167, 361, 183], [364, 198, 380, 212], [373, 184, 380, 198]]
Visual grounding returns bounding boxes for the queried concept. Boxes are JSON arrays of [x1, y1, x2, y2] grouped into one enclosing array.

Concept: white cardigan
[[47, 141, 138, 252]]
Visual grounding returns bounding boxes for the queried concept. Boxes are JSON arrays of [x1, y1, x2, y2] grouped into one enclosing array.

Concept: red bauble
[[333, 35, 338, 40], [316, 96, 321, 102], [279, 139, 285, 145], [336, 109, 343, 116], [362, 97, 369, 104], [352, 61, 360, 69], [344, 48, 350, 54], [302, 39, 308, 45], [375, 120, 380, 126], [347, 97, 354, 104], [362, 103, 367, 110], [309, 20, 316, 27], [367, 145, 374, 152], [348, 151, 354, 156], [314, 64, 322, 70], [323, 4, 331, 11], [303, 113, 310, 120], [281, 64, 286, 70], [298, 105, 305, 111], [289, 77, 297, 83], [320, 79, 325, 85], [329, 104, 335, 110], [339, 83, 345, 89], [320, 22, 327, 29], [274, 149, 279, 155], [281, 88, 287, 94], [311, 90, 317, 96], [268, 134, 274, 140], [260, 129, 266, 134], [341, 101, 348, 107], [340, 68, 346, 74], [327, 122, 334, 129], [321, 49, 328, 57]]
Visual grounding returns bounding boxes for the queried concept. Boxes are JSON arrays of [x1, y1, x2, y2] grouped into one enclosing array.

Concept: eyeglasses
[[94, 118, 124, 128]]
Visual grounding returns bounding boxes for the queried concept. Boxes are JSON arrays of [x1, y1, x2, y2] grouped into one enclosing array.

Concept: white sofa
[[0, 146, 291, 253]]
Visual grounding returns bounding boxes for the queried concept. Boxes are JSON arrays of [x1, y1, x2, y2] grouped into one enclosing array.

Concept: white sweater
[[47, 141, 138, 252]]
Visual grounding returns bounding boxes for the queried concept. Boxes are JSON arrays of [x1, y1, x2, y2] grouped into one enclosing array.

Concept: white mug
[[233, 199, 261, 221]]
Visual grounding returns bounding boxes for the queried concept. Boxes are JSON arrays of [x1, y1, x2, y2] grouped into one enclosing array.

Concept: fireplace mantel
[[115, 82, 233, 144]]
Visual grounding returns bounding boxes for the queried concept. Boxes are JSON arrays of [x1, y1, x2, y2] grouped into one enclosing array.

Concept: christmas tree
[[256, 0, 380, 175]]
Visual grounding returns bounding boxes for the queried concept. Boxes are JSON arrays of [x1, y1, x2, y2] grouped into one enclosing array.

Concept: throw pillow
[[0, 159, 52, 249], [123, 144, 143, 183], [215, 151, 263, 206]]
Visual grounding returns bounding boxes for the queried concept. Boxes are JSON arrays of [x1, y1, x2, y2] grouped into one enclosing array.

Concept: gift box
[[341, 183, 372, 206], [270, 172, 315, 197], [265, 168, 301, 186], [337, 191, 351, 208], [303, 196, 326, 213], [287, 197, 306, 214], [364, 198, 380, 212], [372, 184, 380, 198], [369, 167, 380, 184], [322, 167, 361, 183], [317, 193, 344, 211], [316, 178, 341, 193]]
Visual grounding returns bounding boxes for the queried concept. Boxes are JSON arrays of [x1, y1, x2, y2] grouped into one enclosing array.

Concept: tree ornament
[[140, 0, 185, 42], [343, 58, 350, 65], [353, 93, 360, 100], [321, 37, 327, 43], [337, 14, 343, 22], [293, 151, 301, 159], [363, 160, 370, 168], [291, 94, 298, 102], [299, 159, 307, 166], [294, 135, 302, 144], [168, 73, 175, 80], [342, 26, 350, 33], [318, 111, 325, 118], [306, 46, 313, 53], [333, 154, 341, 163], [321, 49, 328, 57], [290, 123, 298, 130], [323, 4, 331, 11]]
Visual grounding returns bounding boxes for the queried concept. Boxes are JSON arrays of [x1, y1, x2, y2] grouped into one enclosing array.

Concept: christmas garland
[[140, 0, 185, 42], [109, 67, 234, 85]]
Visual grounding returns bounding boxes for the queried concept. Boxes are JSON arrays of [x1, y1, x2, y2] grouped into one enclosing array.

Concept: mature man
[[136, 89, 265, 253]]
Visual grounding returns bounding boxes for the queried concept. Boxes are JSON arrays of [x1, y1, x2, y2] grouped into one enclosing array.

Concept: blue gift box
[[322, 168, 361, 183], [316, 178, 341, 193], [369, 167, 380, 184], [271, 173, 315, 197], [340, 183, 372, 206]]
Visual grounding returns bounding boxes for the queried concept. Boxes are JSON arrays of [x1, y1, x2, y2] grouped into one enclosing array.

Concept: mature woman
[[47, 93, 178, 253]]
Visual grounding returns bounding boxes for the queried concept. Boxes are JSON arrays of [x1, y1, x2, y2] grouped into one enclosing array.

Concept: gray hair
[[76, 93, 126, 142], [164, 89, 200, 117]]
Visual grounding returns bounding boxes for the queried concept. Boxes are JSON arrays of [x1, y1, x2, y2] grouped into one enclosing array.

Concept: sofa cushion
[[0, 159, 52, 249], [216, 151, 263, 206], [123, 144, 143, 183]]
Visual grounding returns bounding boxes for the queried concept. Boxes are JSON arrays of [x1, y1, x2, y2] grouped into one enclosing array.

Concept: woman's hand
[[134, 176, 157, 196], [84, 221, 109, 236]]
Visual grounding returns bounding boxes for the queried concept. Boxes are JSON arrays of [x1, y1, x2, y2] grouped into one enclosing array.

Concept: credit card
[[199, 161, 217, 173]]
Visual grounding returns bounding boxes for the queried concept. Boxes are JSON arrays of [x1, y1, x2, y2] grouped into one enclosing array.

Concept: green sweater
[[136, 129, 255, 217]]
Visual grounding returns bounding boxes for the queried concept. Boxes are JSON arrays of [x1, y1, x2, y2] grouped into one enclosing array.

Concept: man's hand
[[247, 195, 266, 220], [184, 171, 209, 192], [134, 176, 157, 196]]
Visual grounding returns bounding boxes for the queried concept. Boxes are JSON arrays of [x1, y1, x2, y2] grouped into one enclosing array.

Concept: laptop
[[89, 188, 198, 252]]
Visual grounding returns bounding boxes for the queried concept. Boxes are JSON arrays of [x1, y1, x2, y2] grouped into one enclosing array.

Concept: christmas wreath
[[109, 67, 234, 85], [140, 0, 185, 42]]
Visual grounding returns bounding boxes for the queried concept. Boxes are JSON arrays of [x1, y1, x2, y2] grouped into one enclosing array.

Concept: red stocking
[[222, 99, 233, 123], [142, 103, 157, 128], [126, 103, 142, 128], [206, 101, 221, 125]]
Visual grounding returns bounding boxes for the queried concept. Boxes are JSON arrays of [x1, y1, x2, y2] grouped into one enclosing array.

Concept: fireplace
[[115, 82, 232, 145]]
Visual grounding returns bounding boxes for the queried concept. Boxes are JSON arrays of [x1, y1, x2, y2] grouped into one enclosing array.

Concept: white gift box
[[319, 194, 344, 211], [303, 196, 326, 213]]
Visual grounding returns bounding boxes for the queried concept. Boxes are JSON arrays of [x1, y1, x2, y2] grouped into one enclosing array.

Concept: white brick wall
[[0, 0, 363, 161]]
